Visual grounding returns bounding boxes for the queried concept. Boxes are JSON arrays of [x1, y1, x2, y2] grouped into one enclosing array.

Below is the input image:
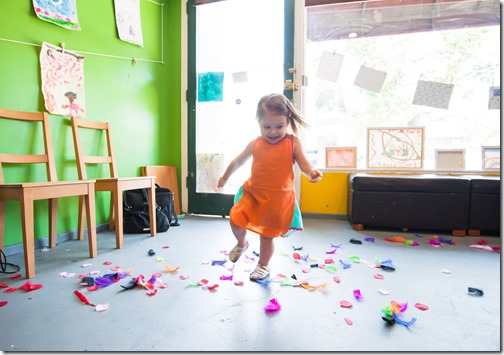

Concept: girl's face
[[258, 110, 289, 144]]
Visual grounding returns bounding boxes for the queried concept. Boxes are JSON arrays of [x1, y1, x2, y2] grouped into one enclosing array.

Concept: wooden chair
[[0, 108, 97, 279], [71, 117, 157, 249]]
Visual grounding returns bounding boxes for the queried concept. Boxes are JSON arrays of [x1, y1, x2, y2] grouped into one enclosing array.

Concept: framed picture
[[367, 127, 424, 169], [435, 149, 465, 171], [325, 147, 357, 169], [482, 146, 500, 170]]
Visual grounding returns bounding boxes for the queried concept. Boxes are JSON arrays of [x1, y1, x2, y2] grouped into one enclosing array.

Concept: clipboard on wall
[[141, 165, 181, 215]]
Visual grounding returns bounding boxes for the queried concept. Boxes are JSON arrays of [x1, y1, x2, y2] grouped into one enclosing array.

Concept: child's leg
[[229, 221, 248, 262], [230, 221, 247, 246], [250, 236, 274, 280], [258, 236, 274, 267]]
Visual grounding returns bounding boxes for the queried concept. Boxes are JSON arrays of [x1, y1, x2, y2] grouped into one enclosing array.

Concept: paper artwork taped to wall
[[482, 146, 500, 170], [40, 42, 86, 117], [32, 0, 80, 30], [412, 80, 454, 109], [354, 65, 387, 93], [488, 86, 500, 110], [316, 51, 344, 83], [196, 153, 225, 193], [114, 0, 144, 47], [198, 72, 224, 102], [367, 127, 424, 169]]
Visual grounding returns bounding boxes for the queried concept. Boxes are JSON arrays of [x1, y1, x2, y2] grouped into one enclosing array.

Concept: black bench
[[347, 174, 471, 236], [468, 177, 500, 236]]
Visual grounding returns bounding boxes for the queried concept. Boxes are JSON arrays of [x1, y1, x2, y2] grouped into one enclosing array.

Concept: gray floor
[[0, 215, 501, 352]]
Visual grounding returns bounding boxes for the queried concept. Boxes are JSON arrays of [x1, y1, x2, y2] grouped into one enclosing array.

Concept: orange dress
[[230, 135, 295, 238]]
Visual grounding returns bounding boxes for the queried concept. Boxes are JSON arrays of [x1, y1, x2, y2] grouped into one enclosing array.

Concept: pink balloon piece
[[264, 298, 281, 312], [333, 276, 341, 283], [374, 274, 384, 279], [344, 317, 353, 325], [340, 300, 353, 308], [414, 303, 429, 311]]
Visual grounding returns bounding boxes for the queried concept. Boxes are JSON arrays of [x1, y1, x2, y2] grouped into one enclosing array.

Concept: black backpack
[[152, 184, 180, 227], [123, 184, 179, 234]]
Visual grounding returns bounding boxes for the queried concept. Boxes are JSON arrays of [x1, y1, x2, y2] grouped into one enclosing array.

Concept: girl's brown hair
[[256, 93, 309, 136]]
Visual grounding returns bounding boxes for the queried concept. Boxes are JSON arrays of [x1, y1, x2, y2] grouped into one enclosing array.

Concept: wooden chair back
[[71, 118, 118, 180], [0, 109, 57, 184]]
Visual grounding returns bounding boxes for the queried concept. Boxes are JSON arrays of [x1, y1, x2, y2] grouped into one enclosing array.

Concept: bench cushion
[[350, 174, 471, 193]]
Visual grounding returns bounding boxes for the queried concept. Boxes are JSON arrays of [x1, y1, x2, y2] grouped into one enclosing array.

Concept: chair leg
[[20, 195, 35, 279], [84, 184, 97, 258], [108, 192, 115, 231], [0, 200, 5, 250], [77, 195, 86, 240], [147, 181, 156, 236], [48, 198, 58, 248], [113, 189, 123, 249]]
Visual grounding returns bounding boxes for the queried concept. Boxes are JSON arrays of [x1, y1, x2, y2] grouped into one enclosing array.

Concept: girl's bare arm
[[218, 140, 254, 187], [293, 136, 323, 183]]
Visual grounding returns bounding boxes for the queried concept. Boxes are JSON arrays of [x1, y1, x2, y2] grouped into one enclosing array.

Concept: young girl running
[[217, 93, 323, 281]]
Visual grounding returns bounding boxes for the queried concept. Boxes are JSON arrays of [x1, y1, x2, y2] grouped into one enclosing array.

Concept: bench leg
[[351, 224, 364, 231]]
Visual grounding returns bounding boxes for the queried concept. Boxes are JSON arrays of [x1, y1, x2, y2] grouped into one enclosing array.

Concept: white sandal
[[229, 241, 249, 263], [250, 263, 270, 281]]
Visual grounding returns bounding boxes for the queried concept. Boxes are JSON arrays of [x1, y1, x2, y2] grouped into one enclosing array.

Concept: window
[[303, 2, 500, 172]]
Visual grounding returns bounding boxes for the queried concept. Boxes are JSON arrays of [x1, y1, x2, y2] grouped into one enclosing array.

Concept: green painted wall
[[0, 0, 181, 247]]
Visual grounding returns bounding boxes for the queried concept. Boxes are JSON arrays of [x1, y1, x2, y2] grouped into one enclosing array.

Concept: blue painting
[[33, 0, 81, 30], [198, 72, 224, 102]]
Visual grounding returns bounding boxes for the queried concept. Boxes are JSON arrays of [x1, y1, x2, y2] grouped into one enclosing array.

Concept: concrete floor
[[0, 215, 501, 352]]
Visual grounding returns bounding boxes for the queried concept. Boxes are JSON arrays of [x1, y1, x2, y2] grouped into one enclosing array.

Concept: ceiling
[[306, 0, 501, 41]]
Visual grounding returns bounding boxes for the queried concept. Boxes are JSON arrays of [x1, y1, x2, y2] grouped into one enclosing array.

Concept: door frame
[[183, 0, 299, 216]]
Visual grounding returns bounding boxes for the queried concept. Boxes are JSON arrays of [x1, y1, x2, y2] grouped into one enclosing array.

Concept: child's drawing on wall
[[114, 0, 144, 47], [32, 0, 81, 30], [61, 91, 84, 117], [40, 42, 86, 117]]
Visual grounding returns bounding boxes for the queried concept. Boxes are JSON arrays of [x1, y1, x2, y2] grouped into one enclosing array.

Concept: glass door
[[187, 0, 295, 216]]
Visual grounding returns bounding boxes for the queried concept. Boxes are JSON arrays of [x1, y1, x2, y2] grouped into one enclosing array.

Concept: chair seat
[[0, 180, 96, 200], [0, 179, 96, 188]]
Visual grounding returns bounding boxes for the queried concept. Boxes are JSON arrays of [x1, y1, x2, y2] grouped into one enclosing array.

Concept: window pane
[[304, 26, 500, 171]]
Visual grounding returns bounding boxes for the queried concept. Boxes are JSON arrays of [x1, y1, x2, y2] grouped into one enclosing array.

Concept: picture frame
[[367, 127, 424, 169], [435, 149, 465, 171], [482, 146, 500, 170], [325, 147, 357, 169]]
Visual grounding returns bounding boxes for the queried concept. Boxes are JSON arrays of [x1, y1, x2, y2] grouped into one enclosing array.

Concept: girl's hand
[[308, 169, 323, 183], [217, 176, 227, 188]]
